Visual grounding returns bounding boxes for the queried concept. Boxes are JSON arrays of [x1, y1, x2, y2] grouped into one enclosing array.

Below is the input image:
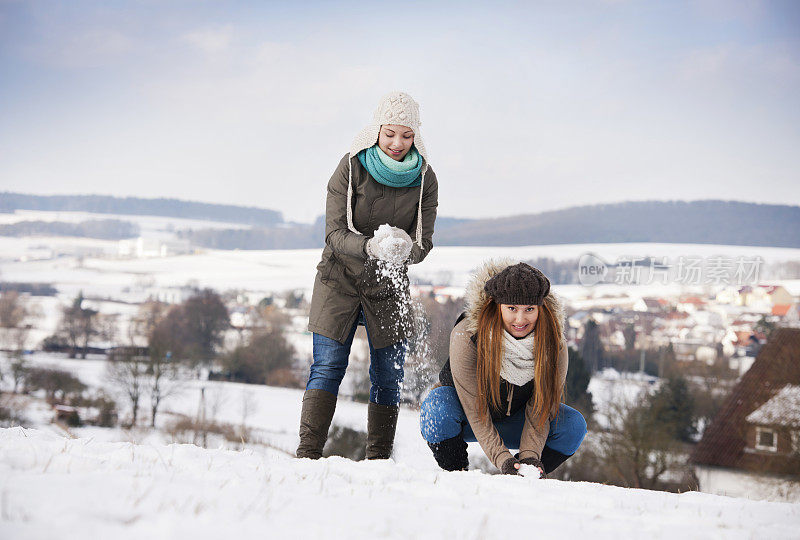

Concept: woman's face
[[378, 124, 414, 161], [500, 304, 539, 338]]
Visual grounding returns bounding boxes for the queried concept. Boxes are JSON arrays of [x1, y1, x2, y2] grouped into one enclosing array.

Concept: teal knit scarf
[[357, 145, 422, 188]]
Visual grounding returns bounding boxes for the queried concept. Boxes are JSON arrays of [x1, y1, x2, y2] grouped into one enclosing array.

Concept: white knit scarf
[[500, 331, 536, 386]]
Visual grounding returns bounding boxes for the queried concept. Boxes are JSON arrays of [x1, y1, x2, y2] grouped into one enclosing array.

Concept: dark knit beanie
[[484, 263, 550, 305]]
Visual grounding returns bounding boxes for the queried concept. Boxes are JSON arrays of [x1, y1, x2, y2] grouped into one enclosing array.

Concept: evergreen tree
[[648, 375, 696, 443], [623, 323, 636, 351], [566, 347, 594, 417], [581, 318, 604, 373]]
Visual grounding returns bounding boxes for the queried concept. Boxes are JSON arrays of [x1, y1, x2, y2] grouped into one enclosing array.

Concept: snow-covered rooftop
[[746, 385, 800, 427]]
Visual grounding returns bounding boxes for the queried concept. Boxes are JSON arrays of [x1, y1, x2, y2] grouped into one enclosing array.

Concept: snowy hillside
[[2, 427, 798, 539], [2, 355, 799, 539]]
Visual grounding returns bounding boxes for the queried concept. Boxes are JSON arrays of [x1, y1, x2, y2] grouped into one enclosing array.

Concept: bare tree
[[0, 291, 38, 392], [142, 302, 184, 428], [0, 291, 27, 330], [598, 393, 683, 490], [105, 348, 147, 427], [0, 291, 36, 353], [54, 293, 99, 358], [10, 360, 27, 394], [182, 289, 230, 366], [221, 305, 295, 386]]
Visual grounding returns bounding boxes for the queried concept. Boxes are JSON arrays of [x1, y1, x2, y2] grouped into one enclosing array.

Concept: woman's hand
[[500, 457, 521, 475]]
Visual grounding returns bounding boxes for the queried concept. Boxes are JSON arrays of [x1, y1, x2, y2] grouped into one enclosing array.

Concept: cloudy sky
[[1, 0, 798, 223]]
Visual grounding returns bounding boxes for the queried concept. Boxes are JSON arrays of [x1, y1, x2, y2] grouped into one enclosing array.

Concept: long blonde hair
[[475, 296, 564, 427]]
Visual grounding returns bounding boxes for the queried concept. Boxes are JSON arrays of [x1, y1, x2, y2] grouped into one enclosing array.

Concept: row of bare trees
[[2, 286, 300, 429], [105, 290, 232, 427], [104, 289, 300, 427]]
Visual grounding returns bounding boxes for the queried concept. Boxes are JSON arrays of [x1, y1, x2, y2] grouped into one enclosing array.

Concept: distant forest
[[178, 216, 470, 250], [178, 218, 326, 250], [182, 200, 800, 250], [0, 220, 139, 240], [434, 200, 800, 249], [0, 193, 283, 227]]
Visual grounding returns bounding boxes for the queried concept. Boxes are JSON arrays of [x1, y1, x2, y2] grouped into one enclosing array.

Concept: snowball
[[372, 224, 395, 245], [371, 224, 412, 265], [518, 464, 542, 479]]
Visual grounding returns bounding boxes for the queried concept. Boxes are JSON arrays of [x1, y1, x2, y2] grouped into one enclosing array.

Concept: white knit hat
[[346, 91, 429, 247]]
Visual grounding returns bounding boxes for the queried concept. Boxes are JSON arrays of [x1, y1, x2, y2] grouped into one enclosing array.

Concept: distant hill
[[0, 193, 283, 227], [2, 194, 797, 249], [179, 200, 800, 250], [433, 200, 800, 249]]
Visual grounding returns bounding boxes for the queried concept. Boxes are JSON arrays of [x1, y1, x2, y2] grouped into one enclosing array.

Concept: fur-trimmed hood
[[462, 258, 565, 335]]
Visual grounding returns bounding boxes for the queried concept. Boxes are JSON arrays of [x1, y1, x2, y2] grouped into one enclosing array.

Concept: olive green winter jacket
[[307, 153, 438, 349]]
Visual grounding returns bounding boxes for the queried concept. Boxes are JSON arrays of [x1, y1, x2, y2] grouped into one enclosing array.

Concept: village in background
[[2, 205, 800, 505]]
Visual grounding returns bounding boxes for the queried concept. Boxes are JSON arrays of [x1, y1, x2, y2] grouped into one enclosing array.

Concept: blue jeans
[[306, 309, 407, 406], [419, 385, 587, 456]]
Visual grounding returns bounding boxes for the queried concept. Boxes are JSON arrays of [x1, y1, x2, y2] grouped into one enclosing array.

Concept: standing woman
[[297, 91, 438, 460], [420, 260, 587, 476]]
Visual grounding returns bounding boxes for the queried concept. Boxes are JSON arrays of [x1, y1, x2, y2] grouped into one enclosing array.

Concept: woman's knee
[[558, 405, 587, 453], [419, 386, 462, 443]]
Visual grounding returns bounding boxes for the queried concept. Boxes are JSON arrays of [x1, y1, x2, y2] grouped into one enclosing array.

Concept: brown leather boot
[[296, 389, 337, 459], [366, 402, 399, 460]]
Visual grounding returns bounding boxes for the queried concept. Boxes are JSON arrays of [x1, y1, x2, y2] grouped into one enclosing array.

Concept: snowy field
[[5, 237, 800, 350], [2, 426, 799, 540], [4, 236, 800, 303]]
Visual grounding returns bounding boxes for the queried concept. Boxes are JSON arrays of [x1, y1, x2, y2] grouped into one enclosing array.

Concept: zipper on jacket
[[506, 385, 514, 416]]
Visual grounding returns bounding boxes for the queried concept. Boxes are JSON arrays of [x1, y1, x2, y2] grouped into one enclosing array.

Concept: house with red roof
[[691, 327, 800, 502], [773, 303, 797, 318]]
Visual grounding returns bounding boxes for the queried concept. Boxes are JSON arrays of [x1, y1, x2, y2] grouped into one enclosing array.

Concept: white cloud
[[181, 25, 235, 55]]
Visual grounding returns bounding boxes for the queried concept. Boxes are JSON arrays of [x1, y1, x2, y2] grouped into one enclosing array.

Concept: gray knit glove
[[500, 457, 520, 475], [365, 227, 412, 265], [384, 228, 412, 264], [365, 237, 380, 259]]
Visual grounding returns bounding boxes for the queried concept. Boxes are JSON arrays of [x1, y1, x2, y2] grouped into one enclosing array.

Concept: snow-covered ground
[[2, 426, 799, 540], [4, 351, 800, 538]]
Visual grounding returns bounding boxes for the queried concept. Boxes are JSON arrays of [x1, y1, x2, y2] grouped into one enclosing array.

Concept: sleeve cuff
[[518, 449, 541, 461], [494, 450, 515, 471]]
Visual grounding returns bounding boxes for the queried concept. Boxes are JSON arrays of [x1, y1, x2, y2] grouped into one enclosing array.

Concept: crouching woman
[[420, 261, 587, 476]]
